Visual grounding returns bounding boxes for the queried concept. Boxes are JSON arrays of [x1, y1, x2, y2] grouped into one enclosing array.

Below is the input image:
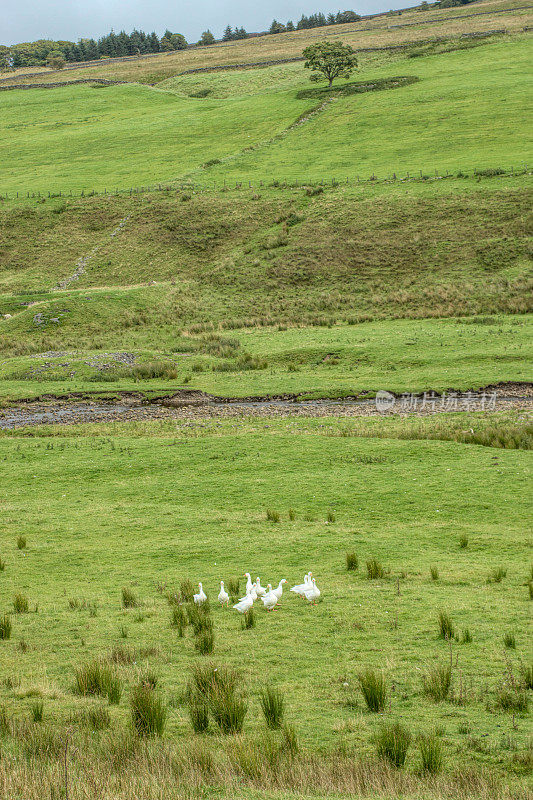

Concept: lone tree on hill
[[302, 41, 358, 87]]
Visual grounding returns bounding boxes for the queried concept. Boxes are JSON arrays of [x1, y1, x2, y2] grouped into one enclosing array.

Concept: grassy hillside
[[1, 173, 530, 400], [0, 6, 531, 798], [1, 35, 531, 193], [0, 416, 531, 797], [0, 314, 530, 401], [0, 83, 311, 194], [2, 0, 530, 87]]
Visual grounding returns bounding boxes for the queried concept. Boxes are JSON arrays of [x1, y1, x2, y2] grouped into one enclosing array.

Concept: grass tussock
[[13, 593, 29, 614], [179, 579, 195, 603], [73, 659, 122, 704], [121, 587, 139, 608], [240, 608, 255, 630], [374, 722, 412, 768], [521, 663, 533, 691], [438, 611, 454, 640], [130, 683, 166, 737], [366, 558, 385, 580], [346, 552, 358, 571], [421, 664, 452, 702], [16, 536, 26, 550], [488, 567, 507, 584], [461, 628, 473, 644], [170, 603, 187, 635], [358, 668, 387, 713], [195, 629, 215, 654], [188, 696, 210, 733], [418, 731, 443, 774], [259, 685, 285, 730], [503, 633, 516, 649], [188, 662, 247, 735], [210, 688, 248, 734], [75, 704, 111, 730], [0, 614, 12, 640]]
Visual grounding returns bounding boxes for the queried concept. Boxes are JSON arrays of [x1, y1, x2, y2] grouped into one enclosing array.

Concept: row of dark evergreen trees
[[221, 10, 360, 41], [269, 10, 360, 34], [6, 29, 189, 68], [3, 9, 362, 69]]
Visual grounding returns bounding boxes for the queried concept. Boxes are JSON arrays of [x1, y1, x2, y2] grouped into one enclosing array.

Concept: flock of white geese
[[192, 572, 321, 612]]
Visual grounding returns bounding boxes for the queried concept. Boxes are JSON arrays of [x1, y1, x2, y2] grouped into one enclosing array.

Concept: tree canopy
[[302, 41, 358, 87]]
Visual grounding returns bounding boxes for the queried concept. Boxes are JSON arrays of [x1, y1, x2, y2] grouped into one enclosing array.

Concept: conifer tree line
[[269, 9, 360, 34], [1, 8, 361, 69]]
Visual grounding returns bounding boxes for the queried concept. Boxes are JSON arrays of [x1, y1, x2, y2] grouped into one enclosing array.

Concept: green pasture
[[0, 416, 530, 775], [0, 314, 530, 401], [0, 36, 531, 194], [204, 37, 532, 182], [0, 82, 310, 194]]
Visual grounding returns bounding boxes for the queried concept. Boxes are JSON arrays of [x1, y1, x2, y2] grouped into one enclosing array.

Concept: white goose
[[241, 573, 257, 601], [233, 589, 254, 614], [272, 579, 287, 602], [303, 578, 321, 605], [261, 584, 278, 612], [193, 582, 207, 605], [218, 581, 229, 606], [290, 572, 312, 596], [255, 577, 267, 597]]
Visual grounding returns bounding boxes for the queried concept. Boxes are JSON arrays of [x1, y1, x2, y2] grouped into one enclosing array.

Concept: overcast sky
[[1, 0, 405, 46]]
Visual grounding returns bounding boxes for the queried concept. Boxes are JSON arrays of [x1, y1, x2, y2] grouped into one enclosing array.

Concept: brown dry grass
[[0, 727, 529, 800], [2, 0, 531, 87]]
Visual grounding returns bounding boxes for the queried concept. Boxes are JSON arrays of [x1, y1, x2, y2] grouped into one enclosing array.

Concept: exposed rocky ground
[[0, 389, 531, 429]]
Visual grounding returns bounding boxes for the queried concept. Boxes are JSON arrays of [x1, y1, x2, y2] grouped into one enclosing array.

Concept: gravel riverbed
[[0, 394, 531, 429]]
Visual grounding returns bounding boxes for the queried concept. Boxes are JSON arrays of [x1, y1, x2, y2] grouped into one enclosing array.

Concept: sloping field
[[1, 35, 530, 194], [0, 4, 532, 797], [1, 0, 530, 86]]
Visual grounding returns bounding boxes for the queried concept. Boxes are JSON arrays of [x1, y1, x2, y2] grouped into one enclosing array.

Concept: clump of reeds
[[374, 722, 412, 767], [240, 608, 255, 630], [358, 668, 387, 712], [366, 558, 385, 580], [259, 685, 285, 729], [13, 593, 29, 614], [180, 580, 195, 603], [73, 660, 122, 705], [346, 552, 358, 571], [418, 731, 443, 773], [0, 614, 11, 640], [121, 587, 138, 608], [130, 683, 166, 737], [487, 567, 506, 584], [421, 664, 451, 701], [437, 611, 454, 640]]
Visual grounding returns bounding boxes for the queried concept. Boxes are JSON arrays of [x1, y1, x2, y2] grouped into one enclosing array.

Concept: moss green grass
[[0, 416, 530, 779]]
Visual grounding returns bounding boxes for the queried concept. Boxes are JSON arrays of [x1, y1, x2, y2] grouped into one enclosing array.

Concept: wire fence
[[0, 165, 529, 202]]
